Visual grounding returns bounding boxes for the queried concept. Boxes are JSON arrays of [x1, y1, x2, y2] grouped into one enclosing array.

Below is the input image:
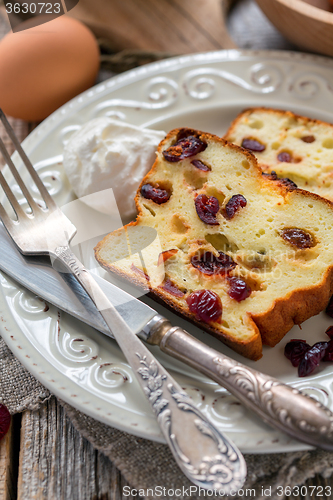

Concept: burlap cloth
[[1, 1, 333, 499]]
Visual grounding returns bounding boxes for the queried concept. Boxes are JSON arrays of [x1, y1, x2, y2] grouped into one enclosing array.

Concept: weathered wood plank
[[16, 393, 333, 500], [0, 415, 20, 500], [17, 397, 136, 500], [68, 0, 236, 53], [0, 425, 13, 500]]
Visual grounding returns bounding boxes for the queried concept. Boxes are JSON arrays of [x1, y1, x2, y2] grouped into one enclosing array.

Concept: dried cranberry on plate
[[241, 138, 265, 152], [284, 339, 311, 367], [262, 171, 297, 190], [284, 323, 333, 376], [0, 404, 11, 441], [186, 289, 222, 323], [323, 339, 333, 362], [163, 136, 207, 162], [141, 184, 171, 204], [131, 264, 150, 281], [191, 159, 211, 172], [157, 249, 178, 266], [301, 135, 315, 143], [161, 279, 184, 298], [191, 251, 236, 276], [195, 194, 220, 225], [227, 277, 251, 302], [298, 342, 329, 377], [281, 228, 315, 249], [224, 194, 247, 220], [277, 151, 292, 163]]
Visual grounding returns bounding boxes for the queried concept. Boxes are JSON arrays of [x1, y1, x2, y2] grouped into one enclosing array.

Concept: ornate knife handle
[[146, 321, 333, 451], [55, 247, 246, 493]]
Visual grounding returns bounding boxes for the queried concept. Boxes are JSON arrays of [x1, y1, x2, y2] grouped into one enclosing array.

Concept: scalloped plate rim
[[1, 49, 333, 453]]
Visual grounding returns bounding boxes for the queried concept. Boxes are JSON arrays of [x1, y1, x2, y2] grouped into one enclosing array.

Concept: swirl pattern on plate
[[290, 73, 330, 100], [57, 330, 100, 364], [93, 363, 131, 389], [1, 51, 333, 452]]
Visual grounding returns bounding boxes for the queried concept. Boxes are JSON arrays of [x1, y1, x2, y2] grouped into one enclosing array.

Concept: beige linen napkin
[[2, 335, 333, 500]]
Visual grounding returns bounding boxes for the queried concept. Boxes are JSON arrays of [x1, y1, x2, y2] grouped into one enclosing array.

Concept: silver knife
[[0, 221, 156, 338], [1, 220, 333, 451]]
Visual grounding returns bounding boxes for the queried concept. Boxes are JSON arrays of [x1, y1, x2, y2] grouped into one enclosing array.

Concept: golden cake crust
[[95, 128, 333, 360]]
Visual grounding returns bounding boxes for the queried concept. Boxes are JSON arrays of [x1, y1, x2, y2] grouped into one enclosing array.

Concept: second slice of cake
[[95, 128, 333, 360], [224, 107, 333, 202]]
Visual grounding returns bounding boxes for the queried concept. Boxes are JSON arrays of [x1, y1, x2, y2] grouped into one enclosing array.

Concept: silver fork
[[0, 110, 247, 493]]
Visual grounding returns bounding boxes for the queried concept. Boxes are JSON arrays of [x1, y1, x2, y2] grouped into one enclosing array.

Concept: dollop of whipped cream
[[63, 117, 166, 220]]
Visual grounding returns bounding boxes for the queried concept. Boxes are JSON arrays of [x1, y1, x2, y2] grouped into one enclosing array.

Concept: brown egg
[[0, 16, 100, 121]]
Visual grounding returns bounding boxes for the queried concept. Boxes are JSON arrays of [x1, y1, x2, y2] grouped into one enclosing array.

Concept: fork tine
[[0, 137, 39, 212], [0, 201, 16, 233], [0, 110, 56, 210], [0, 169, 27, 219]]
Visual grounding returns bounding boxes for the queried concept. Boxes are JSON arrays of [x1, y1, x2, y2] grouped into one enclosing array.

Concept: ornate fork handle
[[154, 325, 333, 450], [54, 246, 246, 493], [55, 243, 333, 451]]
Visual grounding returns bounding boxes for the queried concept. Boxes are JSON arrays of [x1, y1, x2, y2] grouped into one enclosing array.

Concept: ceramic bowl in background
[[255, 0, 333, 57]]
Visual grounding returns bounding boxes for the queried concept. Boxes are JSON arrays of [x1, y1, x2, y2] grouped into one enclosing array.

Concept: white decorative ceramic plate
[[2, 50, 333, 454]]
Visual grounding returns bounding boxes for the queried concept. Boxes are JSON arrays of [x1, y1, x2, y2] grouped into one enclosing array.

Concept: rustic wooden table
[[0, 398, 333, 500], [0, 398, 136, 500]]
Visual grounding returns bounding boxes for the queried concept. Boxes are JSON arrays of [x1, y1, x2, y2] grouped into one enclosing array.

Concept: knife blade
[[3, 220, 333, 452], [0, 221, 157, 337]]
